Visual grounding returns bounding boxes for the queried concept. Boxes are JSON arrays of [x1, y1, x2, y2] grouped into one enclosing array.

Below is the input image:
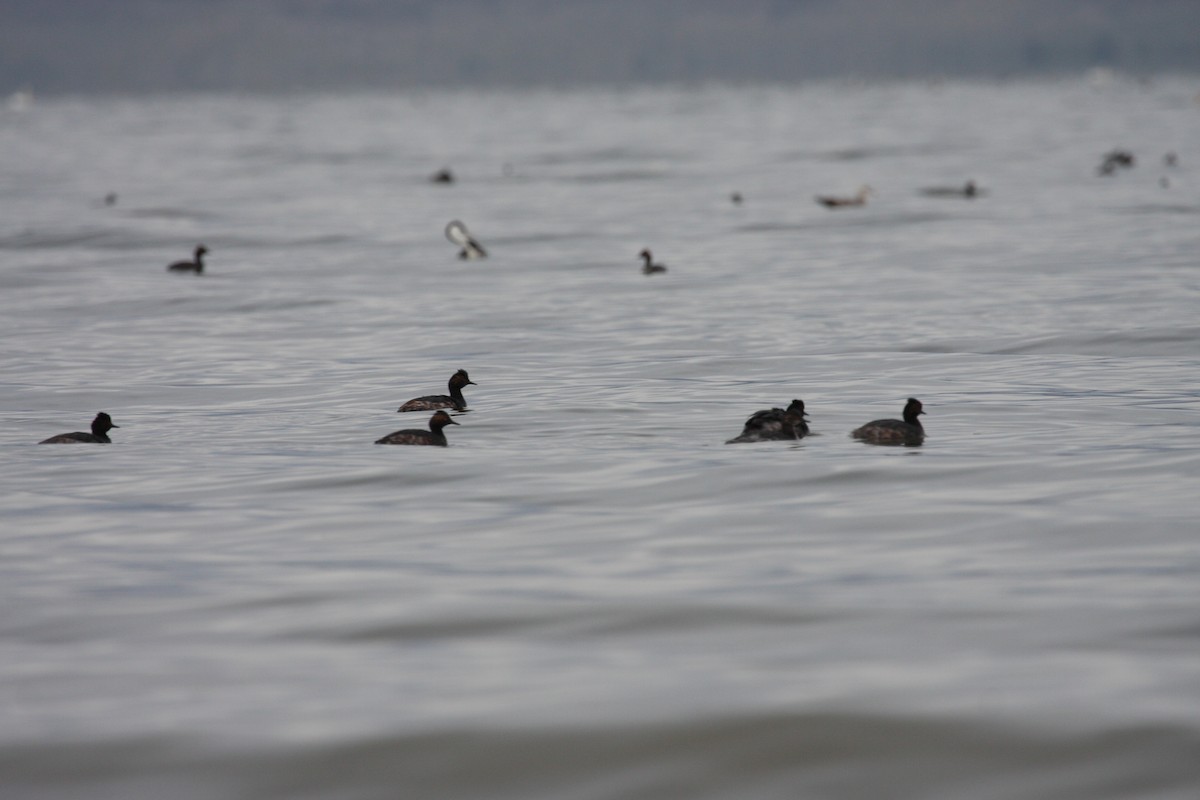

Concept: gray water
[[2, 77, 1199, 799]]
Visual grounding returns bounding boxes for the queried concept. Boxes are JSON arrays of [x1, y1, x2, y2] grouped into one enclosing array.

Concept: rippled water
[[2, 78, 1199, 799]]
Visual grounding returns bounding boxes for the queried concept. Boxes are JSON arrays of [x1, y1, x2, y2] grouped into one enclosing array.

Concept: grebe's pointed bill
[[445, 220, 487, 259]]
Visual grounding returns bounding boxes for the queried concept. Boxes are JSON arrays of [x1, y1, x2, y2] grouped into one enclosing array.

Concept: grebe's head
[[430, 410, 459, 428]]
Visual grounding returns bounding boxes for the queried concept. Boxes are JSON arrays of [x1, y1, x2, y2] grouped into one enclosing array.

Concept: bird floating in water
[[851, 398, 926, 446], [816, 185, 872, 208], [375, 410, 459, 446], [167, 245, 208, 274], [445, 220, 487, 259], [1097, 149, 1135, 176], [919, 180, 983, 199], [430, 168, 455, 184], [40, 412, 119, 444], [398, 369, 476, 413], [725, 400, 810, 444], [638, 248, 667, 275]]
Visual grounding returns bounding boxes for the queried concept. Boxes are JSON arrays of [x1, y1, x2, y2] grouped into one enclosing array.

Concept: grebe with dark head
[[638, 249, 667, 274], [726, 399, 810, 444], [40, 412, 119, 444], [168, 245, 208, 274], [851, 398, 925, 445], [376, 410, 459, 446], [398, 369, 476, 412]]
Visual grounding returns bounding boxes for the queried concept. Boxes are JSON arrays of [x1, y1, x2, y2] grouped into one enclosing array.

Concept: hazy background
[[3, 0, 1199, 94]]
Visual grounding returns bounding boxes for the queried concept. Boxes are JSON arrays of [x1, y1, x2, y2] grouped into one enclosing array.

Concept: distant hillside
[[3, 0, 1198, 93]]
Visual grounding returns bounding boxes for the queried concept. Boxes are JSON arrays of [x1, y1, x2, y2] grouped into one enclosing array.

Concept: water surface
[[2, 78, 1199, 799]]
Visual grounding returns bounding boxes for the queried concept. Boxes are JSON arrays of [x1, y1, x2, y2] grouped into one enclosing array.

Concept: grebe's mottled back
[[726, 399, 810, 444], [851, 398, 925, 445], [398, 369, 476, 412], [168, 245, 207, 274], [375, 410, 459, 446], [40, 412, 119, 444]]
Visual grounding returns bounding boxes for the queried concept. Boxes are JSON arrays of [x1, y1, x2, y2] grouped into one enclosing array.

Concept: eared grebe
[[398, 369, 475, 412], [638, 248, 667, 274], [445, 220, 487, 259], [816, 185, 872, 208], [168, 245, 207, 274], [376, 410, 458, 446], [726, 399, 809, 444], [730, 191, 744, 205], [851, 398, 925, 445], [430, 168, 455, 184], [40, 412, 119, 444]]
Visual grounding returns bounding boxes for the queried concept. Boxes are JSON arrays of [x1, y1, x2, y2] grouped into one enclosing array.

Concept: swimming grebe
[[430, 168, 455, 184], [40, 412, 119, 444], [638, 249, 667, 274], [398, 369, 476, 412], [445, 220, 487, 259], [168, 245, 207, 274], [851, 398, 925, 445], [376, 410, 459, 446], [726, 399, 809, 444], [816, 185, 872, 208]]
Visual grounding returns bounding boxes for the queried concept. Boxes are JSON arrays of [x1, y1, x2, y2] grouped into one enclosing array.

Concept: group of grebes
[[76, 142, 1171, 447], [377, 369, 476, 446], [125, 176, 945, 447], [725, 397, 925, 446], [41, 386, 925, 448]]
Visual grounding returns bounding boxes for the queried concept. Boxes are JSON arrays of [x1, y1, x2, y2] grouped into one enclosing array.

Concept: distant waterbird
[[445, 220, 487, 259], [919, 180, 983, 199], [168, 244, 208, 274], [638, 248, 667, 275], [1097, 149, 1134, 176], [816, 185, 872, 208]]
